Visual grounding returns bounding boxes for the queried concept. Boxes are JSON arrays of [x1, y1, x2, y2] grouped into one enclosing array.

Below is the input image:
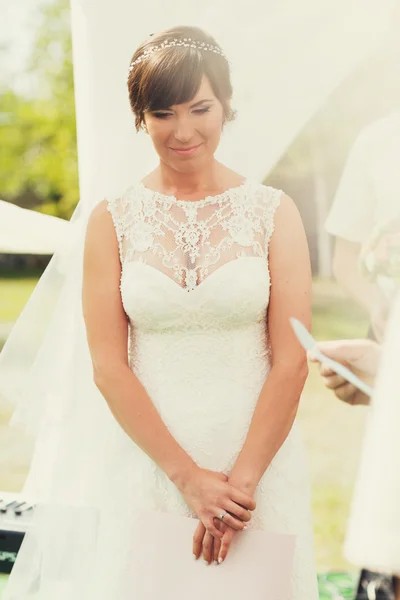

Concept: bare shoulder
[[272, 191, 304, 234], [85, 199, 116, 239], [87, 199, 111, 227], [267, 190, 311, 280], [84, 199, 119, 261], [264, 189, 309, 260], [275, 191, 299, 214]]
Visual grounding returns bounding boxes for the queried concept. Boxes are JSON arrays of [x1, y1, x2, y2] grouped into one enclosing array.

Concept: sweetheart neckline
[[121, 256, 269, 294]]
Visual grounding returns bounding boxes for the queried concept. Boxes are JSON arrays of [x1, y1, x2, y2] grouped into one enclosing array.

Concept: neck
[[151, 160, 227, 195]]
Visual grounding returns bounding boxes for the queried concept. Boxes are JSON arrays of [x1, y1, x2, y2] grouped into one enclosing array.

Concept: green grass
[[0, 276, 370, 596], [0, 576, 7, 597], [311, 278, 368, 340]]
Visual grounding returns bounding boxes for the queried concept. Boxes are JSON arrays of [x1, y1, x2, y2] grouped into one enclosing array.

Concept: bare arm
[[228, 194, 312, 494], [82, 200, 196, 489]]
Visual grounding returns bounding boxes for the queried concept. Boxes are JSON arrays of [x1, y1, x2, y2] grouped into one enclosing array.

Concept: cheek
[[148, 122, 170, 146], [201, 114, 224, 139]]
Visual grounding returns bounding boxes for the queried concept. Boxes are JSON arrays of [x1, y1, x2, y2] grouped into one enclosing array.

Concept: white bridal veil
[[0, 0, 397, 597], [0, 201, 69, 255]]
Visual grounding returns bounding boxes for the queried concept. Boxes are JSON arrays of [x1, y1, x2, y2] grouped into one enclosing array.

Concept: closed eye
[[153, 112, 172, 119], [193, 107, 210, 114], [152, 107, 211, 119]]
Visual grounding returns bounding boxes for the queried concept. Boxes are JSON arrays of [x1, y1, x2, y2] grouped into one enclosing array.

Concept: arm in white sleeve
[[325, 127, 377, 244]]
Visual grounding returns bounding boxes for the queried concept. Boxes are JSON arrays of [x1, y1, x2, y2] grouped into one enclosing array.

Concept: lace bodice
[[106, 179, 282, 292]]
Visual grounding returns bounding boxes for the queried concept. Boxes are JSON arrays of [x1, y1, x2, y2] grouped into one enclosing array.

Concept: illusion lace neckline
[[137, 178, 250, 207]]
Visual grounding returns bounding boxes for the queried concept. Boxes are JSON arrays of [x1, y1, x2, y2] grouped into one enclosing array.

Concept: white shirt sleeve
[[325, 129, 377, 244], [344, 294, 400, 575]]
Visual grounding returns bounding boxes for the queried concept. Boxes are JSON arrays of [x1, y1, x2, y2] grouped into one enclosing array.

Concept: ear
[[142, 117, 149, 134], [223, 98, 233, 127]]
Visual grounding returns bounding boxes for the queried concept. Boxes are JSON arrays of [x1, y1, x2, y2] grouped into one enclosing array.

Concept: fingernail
[[218, 557, 224, 564], [193, 554, 197, 560], [204, 559, 209, 565], [243, 525, 248, 530], [214, 559, 218, 565]]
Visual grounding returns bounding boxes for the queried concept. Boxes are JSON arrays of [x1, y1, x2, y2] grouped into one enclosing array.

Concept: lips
[[170, 143, 203, 156]]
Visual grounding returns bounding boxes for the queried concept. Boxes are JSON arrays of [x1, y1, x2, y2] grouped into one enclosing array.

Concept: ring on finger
[[218, 510, 228, 521]]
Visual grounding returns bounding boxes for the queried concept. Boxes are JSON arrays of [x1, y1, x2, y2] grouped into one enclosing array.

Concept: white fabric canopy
[[0, 200, 70, 254]]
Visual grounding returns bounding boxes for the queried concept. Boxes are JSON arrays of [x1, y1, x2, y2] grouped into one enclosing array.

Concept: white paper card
[[129, 510, 296, 600]]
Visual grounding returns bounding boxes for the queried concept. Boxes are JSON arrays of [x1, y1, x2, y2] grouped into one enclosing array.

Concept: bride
[[3, 25, 318, 599]]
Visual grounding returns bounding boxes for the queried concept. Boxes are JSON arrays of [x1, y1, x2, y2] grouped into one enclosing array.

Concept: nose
[[173, 117, 195, 144]]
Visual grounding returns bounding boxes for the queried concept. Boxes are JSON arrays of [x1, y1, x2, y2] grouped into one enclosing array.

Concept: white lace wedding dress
[[4, 179, 318, 599]]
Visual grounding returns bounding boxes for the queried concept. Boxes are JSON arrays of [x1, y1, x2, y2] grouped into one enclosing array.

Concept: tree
[[0, 0, 78, 219]]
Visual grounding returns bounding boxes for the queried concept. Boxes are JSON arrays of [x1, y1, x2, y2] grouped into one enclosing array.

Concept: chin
[[166, 155, 210, 173]]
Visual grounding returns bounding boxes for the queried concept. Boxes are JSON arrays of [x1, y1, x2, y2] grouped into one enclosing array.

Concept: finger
[[223, 499, 252, 522], [218, 528, 235, 564], [214, 517, 227, 535], [213, 530, 222, 563], [205, 518, 224, 540], [229, 487, 256, 511], [202, 531, 214, 565], [319, 363, 336, 377], [334, 381, 357, 403], [192, 521, 206, 560], [214, 509, 247, 531], [212, 519, 225, 563], [322, 374, 346, 390]]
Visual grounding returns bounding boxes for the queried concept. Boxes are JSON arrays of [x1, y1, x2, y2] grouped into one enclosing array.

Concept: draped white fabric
[[0, 200, 70, 254], [345, 292, 400, 575]]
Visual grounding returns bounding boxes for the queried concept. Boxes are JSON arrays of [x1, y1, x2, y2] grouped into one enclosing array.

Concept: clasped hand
[[180, 466, 256, 565]]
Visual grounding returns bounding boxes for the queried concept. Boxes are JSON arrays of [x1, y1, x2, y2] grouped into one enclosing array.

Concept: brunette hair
[[127, 26, 236, 131]]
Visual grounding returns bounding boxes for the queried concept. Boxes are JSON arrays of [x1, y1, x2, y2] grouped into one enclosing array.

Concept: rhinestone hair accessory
[[127, 37, 228, 80]]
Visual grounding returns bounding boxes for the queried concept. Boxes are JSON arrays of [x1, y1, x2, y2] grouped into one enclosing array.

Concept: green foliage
[[0, 0, 78, 218]]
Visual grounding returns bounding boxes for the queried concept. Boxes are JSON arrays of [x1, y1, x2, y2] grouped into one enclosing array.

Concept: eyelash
[[153, 107, 211, 119]]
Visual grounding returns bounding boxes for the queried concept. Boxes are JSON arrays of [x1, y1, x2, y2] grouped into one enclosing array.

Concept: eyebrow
[[190, 99, 214, 108]]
